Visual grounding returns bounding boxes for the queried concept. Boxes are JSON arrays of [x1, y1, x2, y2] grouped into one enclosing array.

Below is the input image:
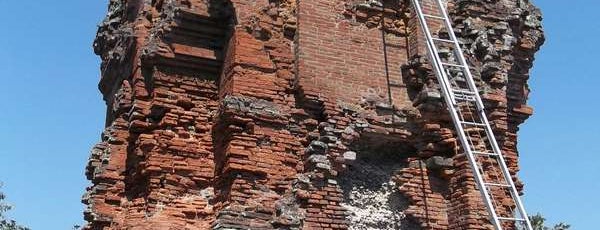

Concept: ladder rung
[[454, 94, 476, 101], [432, 37, 455, 43], [460, 121, 486, 127], [484, 183, 511, 188], [441, 62, 466, 68], [423, 14, 445, 20], [498, 217, 527, 222], [451, 76, 467, 82], [472, 151, 499, 157], [452, 89, 477, 95]]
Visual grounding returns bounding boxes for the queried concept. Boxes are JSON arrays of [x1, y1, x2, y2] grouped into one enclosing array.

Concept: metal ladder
[[409, 0, 533, 229]]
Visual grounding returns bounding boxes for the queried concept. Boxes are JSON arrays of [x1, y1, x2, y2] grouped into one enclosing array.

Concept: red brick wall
[[297, 0, 412, 109]]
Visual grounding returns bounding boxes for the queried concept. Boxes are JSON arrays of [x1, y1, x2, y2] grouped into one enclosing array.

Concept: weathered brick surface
[[85, 0, 543, 229]]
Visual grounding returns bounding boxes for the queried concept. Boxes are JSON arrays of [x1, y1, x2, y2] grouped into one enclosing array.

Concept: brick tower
[[84, 0, 544, 229]]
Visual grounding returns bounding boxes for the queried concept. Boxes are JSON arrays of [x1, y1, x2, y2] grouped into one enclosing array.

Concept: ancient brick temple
[[84, 0, 544, 229]]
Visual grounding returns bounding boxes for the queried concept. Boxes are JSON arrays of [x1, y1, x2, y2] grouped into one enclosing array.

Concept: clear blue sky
[[0, 0, 597, 229]]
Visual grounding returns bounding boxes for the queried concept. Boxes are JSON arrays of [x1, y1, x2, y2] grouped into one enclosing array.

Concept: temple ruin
[[83, 0, 544, 229]]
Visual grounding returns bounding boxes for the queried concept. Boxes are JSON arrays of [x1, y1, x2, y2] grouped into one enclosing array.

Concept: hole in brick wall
[[340, 137, 422, 230], [125, 0, 143, 22], [148, 106, 167, 123], [256, 135, 272, 147]]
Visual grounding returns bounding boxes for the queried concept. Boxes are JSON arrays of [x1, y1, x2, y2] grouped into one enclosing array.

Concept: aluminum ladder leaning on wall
[[409, 0, 534, 229]]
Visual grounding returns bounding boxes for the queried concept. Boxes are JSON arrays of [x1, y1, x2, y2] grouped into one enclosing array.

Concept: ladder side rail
[[434, 0, 534, 229], [411, 0, 457, 105], [478, 108, 535, 229], [411, 1, 503, 229], [452, 120, 504, 230], [433, 0, 486, 110]]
